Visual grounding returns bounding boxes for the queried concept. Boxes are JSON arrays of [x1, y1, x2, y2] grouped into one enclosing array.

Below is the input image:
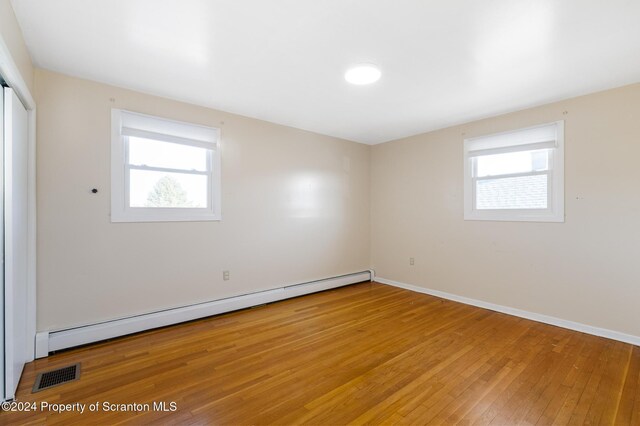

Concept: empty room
[[1, 0, 640, 424]]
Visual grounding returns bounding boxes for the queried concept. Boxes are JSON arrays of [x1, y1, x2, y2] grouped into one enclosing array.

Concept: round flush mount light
[[344, 64, 381, 85]]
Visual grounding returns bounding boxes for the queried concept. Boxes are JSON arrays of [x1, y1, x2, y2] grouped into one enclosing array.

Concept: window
[[111, 109, 221, 222], [464, 121, 564, 222]]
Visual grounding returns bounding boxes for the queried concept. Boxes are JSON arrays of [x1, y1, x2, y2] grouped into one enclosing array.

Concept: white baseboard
[[36, 271, 372, 357], [376, 277, 640, 347]]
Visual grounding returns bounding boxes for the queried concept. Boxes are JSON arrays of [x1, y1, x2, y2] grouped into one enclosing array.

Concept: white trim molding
[[35, 271, 371, 357], [0, 30, 37, 363], [376, 277, 640, 347]]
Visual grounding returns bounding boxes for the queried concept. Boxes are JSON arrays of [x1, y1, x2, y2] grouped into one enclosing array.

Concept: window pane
[[129, 170, 208, 208], [128, 136, 208, 171], [476, 174, 548, 210], [475, 149, 549, 177]]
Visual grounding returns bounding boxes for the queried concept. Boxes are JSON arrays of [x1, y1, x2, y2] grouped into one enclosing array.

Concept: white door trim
[[4, 86, 30, 399], [0, 33, 37, 366]]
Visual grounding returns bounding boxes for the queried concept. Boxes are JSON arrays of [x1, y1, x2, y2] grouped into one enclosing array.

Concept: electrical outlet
[[223, 270, 230, 281], [409, 257, 415, 266]]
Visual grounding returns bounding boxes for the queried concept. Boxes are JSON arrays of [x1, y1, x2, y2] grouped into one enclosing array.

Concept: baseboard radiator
[[35, 271, 373, 358]]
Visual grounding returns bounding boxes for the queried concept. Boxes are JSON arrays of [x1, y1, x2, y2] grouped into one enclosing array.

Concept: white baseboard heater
[[35, 270, 373, 358]]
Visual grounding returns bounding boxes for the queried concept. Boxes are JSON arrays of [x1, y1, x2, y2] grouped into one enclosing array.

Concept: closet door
[[4, 87, 29, 400], [0, 86, 4, 400]]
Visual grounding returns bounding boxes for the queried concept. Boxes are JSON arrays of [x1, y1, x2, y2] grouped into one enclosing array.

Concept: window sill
[[110, 211, 221, 223], [464, 211, 564, 223]]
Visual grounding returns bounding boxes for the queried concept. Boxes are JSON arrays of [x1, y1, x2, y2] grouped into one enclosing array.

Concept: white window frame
[[463, 121, 564, 222], [111, 109, 221, 222]]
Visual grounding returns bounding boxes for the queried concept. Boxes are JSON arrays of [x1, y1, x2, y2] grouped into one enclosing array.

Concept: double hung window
[[464, 121, 564, 222], [111, 109, 221, 222]]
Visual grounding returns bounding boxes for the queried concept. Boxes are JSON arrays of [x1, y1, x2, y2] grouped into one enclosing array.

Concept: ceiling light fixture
[[345, 64, 381, 85]]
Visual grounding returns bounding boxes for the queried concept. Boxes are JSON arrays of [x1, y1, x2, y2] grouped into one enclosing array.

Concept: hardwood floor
[[2, 282, 640, 425]]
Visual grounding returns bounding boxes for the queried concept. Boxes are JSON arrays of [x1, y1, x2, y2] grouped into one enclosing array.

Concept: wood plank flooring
[[2, 282, 639, 425]]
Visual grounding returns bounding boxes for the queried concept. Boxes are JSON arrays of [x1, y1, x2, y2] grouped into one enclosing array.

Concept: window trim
[[463, 121, 564, 223], [111, 109, 222, 223]]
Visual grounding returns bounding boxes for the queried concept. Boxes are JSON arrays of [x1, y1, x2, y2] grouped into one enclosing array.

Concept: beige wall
[[33, 65, 640, 339], [0, 0, 33, 91], [371, 83, 640, 337], [35, 69, 370, 331]]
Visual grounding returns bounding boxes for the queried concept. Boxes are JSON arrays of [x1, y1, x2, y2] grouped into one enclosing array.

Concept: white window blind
[[465, 122, 559, 157], [119, 110, 218, 149]]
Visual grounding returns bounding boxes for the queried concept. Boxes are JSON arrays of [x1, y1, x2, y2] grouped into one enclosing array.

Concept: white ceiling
[[11, 0, 640, 144]]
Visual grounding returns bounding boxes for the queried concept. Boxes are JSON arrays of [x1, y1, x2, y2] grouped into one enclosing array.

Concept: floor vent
[[32, 363, 81, 393]]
